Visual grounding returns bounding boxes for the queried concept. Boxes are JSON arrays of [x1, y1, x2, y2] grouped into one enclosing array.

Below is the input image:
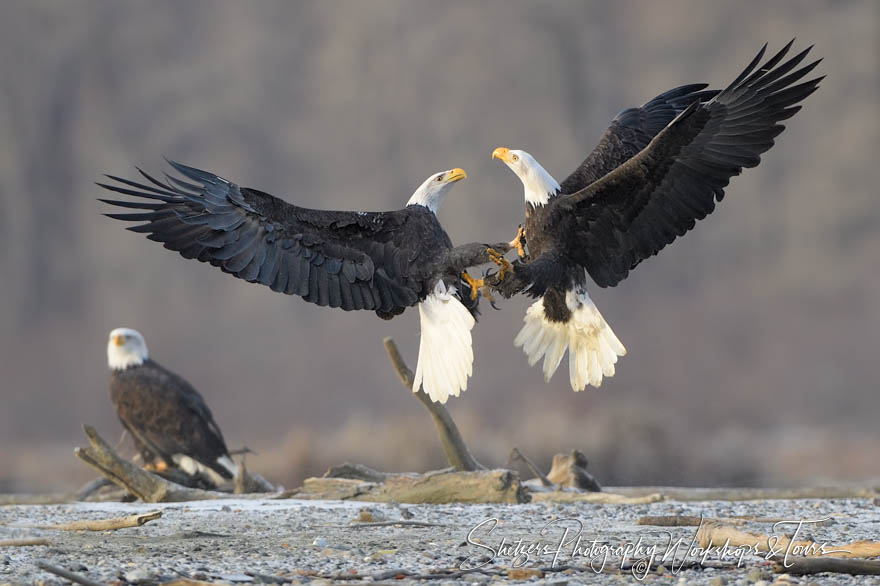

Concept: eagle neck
[[405, 201, 439, 216], [521, 163, 560, 208], [107, 349, 148, 371]]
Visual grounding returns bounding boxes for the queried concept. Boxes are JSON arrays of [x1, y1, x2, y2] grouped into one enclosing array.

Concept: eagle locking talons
[[487, 248, 512, 281], [509, 225, 528, 259], [461, 271, 485, 302]]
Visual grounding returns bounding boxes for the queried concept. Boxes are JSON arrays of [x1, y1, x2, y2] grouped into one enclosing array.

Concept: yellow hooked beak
[[446, 168, 467, 182], [492, 147, 513, 164], [113, 334, 125, 346]]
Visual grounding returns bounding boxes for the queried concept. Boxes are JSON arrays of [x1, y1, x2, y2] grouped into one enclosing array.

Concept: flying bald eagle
[[100, 163, 506, 403], [491, 41, 822, 391], [107, 328, 237, 486]]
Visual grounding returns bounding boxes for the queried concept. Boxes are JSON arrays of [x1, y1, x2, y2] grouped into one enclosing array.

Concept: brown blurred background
[[1, 0, 877, 493]]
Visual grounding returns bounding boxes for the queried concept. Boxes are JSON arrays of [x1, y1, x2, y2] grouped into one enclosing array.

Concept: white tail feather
[[514, 286, 626, 391], [412, 281, 476, 404], [173, 454, 237, 486]]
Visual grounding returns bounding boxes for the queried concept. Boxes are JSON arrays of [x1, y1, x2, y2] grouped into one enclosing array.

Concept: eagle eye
[[435, 175, 444, 182], [511, 154, 519, 162]]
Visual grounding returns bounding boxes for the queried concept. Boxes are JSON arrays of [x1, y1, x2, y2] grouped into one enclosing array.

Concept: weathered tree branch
[[35, 561, 105, 586], [74, 425, 225, 502], [508, 447, 554, 487], [383, 337, 484, 472]]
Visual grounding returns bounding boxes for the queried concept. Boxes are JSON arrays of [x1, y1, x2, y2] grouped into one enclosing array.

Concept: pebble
[[123, 568, 155, 583], [746, 568, 770, 582]]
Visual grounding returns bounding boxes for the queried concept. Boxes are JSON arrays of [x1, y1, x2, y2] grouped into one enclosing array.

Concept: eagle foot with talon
[[461, 271, 486, 302], [487, 248, 512, 281], [509, 225, 528, 259]]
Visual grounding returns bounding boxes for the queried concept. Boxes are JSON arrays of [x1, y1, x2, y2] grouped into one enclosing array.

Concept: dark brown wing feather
[[99, 162, 441, 315], [551, 41, 822, 288], [558, 84, 720, 195], [110, 360, 233, 480]]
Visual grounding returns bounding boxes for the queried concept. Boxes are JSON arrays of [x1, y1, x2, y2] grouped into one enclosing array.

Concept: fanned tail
[[412, 281, 475, 403], [514, 287, 626, 391]]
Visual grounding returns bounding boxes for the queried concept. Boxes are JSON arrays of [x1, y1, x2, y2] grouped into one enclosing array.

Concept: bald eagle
[[100, 163, 504, 403], [107, 328, 237, 486], [491, 41, 823, 391]]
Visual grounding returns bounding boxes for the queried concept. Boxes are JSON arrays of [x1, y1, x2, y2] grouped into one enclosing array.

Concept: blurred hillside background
[[1, 1, 877, 493]]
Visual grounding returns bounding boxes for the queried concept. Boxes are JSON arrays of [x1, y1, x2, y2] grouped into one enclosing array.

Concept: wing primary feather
[[96, 182, 179, 202], [724, 42, 769, 90]]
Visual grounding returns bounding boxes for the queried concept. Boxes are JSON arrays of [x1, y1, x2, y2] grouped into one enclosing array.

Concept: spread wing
[[558, 84, 720, 195], [100, 161, 429, 314], [551, 41, 822, 287]]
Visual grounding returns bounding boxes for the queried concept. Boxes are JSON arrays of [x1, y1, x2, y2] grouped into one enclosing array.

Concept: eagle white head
[[107, 327, 149, 370], [406, 168, 467, 214], [492, 147, 561, 207]]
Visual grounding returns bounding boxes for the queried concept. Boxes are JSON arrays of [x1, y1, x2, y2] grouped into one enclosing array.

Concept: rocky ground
[[1, 495, 879, 585]]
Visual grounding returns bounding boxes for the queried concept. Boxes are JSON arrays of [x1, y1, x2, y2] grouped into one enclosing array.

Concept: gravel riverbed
[[1, 496, 878, 585]]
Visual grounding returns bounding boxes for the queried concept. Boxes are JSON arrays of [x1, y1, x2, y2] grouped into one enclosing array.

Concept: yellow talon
[[487, 248, 512, 281], [509, 225, 527, 259], [144, 459, 169, 473], [461, 271, 485, 301]]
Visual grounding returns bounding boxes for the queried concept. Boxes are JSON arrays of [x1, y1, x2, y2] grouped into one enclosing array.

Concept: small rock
[[747, 568, 770, 582], [709, 576, 726, 586], [124, 568, 155, 584], [312, 537, 328, 547]]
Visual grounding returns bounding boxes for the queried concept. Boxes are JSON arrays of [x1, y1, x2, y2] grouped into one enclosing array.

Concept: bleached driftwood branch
[[32, 511, 162, 531], [383, 337, 484, 472], [0, 538, 50, 547]]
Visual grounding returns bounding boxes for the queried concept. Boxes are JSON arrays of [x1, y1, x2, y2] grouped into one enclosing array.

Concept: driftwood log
[[608, 486, 880, 501], [697, 520, 880, 559], [296, 469, 528, 504], [74, 425, 282, 502], [773, 557, 880, 576]]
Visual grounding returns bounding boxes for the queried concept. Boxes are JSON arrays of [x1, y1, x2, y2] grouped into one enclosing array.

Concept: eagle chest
[[524, 204, 555, 258]]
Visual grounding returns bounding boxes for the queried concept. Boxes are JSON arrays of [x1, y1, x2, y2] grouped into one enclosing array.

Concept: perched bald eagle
[[100, 163, 504, 403], [491, 41, 822, 391], [107, 328, 237, 486]]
